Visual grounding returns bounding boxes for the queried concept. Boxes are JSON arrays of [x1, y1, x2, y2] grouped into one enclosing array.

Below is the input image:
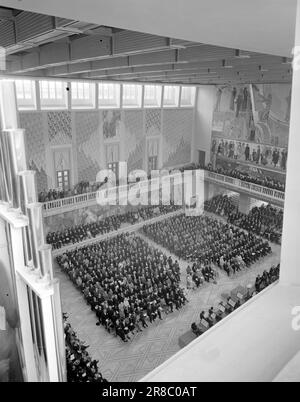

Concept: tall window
[[122, 84, 142, 108], [180, 86, 196, 107], [163, 85, 180, 107], [71, 82, 95, 109], [144, 85, 162, 108], [15, 80, 36, 110], [39, 80, 68, 109], [98, 83, 120, 108]]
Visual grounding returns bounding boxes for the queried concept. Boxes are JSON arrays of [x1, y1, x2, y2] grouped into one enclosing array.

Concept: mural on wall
[[75, 111, 101, 182], [19, 112, 49, 192], [48, 111, 72, 145], [162, 109, 193, 168], [103, 110, 121, 139], [211, 137, 287, 171], [145, 109, 161, 136], [211, 83, 291, 172], [123, 110, 145, 172], [251, 84, 290, 147]]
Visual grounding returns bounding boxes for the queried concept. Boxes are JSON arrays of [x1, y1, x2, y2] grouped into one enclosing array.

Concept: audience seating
[[57, 234, 188, 342], [142, 213, 272, 274], [47, 204, 180, 249], [205, 194, 283, 244], [63, 313, 107, 382]]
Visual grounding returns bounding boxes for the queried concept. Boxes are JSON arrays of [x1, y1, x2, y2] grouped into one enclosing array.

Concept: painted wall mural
[[162, 109, 193, 168], [19, 112, 48, 192], [17, 107, 194, 192], [48, 111, 72, 145], [123, 110, 145, 172], [211, 137, 287, 171], [211, 83, 291, 172], [103, 110, 121, 139], [75, 111, 101, 182], [145, 109, 161, 137]]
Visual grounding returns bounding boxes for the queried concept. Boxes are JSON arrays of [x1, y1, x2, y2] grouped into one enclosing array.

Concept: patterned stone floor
[[55, 213, 282, 382]]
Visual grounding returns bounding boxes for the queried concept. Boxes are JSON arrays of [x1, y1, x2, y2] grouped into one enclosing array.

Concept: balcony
[[42, 170, 285, 217]]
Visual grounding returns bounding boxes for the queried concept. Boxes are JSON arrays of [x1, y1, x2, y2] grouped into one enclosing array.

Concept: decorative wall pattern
[[103, 110, 121, 139], [211, 83, 291, 173], [123, 110, 145, 171], [162, 109, 193, 167], [145, 109, 161, 136], [48, 111, 72, 145], [75, 111, 101, 182], [19, 112, 48, 192], [17, 107, 194, 191]]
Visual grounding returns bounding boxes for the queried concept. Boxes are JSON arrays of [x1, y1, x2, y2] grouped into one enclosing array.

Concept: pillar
[[280, 1, 300, 285]]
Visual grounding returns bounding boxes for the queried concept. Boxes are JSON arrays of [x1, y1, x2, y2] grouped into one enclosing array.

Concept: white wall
[[193, 85, 215, 165]]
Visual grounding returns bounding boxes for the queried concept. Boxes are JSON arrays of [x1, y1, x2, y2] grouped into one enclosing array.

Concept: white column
[[280, 1, 300, 285]]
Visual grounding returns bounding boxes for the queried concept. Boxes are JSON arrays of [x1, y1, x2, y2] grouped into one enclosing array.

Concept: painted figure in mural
[[230, 87, 237, 111], [211, 139, 217, 154], [242, 86, 249, 111], [228, 141, 235, 159], [256, 145, 261, 164], [215, 88, 223, 112], [249, 117, 256, 142], [245, 143, 250, 161], [281, 149, 287, 170], [252, 147, 257, 164], [272, 148, 280, 168], [224, 140, 229, 157], [260, 93, 272, 122], [235, 88, 244, 118]]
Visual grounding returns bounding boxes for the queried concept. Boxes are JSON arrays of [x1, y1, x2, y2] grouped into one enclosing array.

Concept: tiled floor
[[55, 212, 282, 382]]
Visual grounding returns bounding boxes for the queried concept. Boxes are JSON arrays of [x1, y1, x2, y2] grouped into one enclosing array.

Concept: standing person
[[245, 144, 250, 161]]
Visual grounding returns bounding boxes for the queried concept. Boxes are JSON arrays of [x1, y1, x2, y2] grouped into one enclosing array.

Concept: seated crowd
[[142, 213, 272, 274], [47, 204, 180, 249], [57, 234, 188, 342], [191, 264, 280, 337], [205, 195, 283, 244], [64, 313, 107, 382], [180, 163, 285, 192]]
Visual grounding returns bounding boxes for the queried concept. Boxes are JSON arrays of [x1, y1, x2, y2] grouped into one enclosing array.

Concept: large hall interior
[[0, 0, 300, 383]]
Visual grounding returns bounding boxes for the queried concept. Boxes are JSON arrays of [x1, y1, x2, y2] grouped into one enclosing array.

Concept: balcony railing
[[42, 171, 285, 216]]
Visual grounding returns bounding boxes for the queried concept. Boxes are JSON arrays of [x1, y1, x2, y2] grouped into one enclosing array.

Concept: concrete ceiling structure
[[0, 1, 296, 85]]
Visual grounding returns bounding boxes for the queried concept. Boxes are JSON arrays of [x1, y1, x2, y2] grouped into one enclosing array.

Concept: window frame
[[163, 85, 180, 108], [39, 80, 68, 110], [15, 79, 37, 110], [180, 86, 196, 107], [122, 83, 143, 108], [98, 82, 121, 109]]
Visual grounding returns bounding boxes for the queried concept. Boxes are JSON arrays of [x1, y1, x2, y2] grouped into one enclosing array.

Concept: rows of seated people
[[63, 313, 107, 382], [185, 261, 219, 289], [39, 179, 108, 202], [180, 163, 285, 192], [205, 195, 283, 244], [57, 233, 188, 342], [190, 264, 280, 337], [47, 204, 180, 249], [142, 213, 272, 274]]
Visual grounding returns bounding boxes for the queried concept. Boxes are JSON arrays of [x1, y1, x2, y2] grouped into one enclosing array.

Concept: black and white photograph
[[0, 0, 299, 387]]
